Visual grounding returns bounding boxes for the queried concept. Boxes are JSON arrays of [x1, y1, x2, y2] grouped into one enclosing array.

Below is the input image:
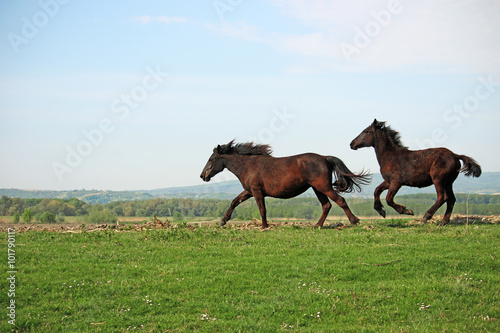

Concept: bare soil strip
[[1, 214, 498, 233]]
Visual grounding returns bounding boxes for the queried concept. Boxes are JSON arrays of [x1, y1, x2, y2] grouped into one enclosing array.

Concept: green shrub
[[40, 212, 56, 223], [22, 209, 34, 223], [173, 211, 184, 222], [85, 205, 117, 223]]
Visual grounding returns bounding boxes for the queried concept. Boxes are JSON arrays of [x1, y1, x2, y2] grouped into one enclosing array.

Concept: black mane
[[218, 140, 273, 156], [379, 122, 407, 148]]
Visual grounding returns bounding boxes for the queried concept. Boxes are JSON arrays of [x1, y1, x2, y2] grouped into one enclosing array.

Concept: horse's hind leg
[[440, 184, 456, 226], [323, 189, 359, 225], [386, 183, 414, 216], [374, 181, 389, 217], [253, 192, 269, 229], [312, 188, 332, 228], [421, 183, 447, 225]]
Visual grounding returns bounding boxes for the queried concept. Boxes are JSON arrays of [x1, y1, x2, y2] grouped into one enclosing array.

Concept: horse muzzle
[[200, 172, 211, 182]]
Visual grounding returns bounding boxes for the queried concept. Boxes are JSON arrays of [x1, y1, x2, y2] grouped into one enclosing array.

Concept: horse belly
[[263, 177, 310, 199], [407, 177, 433, 188]]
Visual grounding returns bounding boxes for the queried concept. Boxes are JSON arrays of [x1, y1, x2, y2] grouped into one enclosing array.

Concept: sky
[[0, 0, 499, 191]]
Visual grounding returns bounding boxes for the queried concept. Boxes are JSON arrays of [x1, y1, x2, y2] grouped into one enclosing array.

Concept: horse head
[[350, 119, 383, 150], [200, 144, 227, 182]]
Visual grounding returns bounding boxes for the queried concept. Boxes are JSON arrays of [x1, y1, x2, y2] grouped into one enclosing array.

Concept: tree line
[[1, 194, 499, 223]]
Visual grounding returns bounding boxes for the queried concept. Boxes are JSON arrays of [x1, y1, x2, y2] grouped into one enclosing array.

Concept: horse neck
[[373, 131, 400, 165], [222, 154, 251, 178]]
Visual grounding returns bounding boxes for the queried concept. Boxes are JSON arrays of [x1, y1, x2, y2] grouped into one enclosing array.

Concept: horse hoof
[[347, 216, 359, 225], [376, 209, 386, 218], [403, 208, 414, 216], [218, 220, 227, 227]]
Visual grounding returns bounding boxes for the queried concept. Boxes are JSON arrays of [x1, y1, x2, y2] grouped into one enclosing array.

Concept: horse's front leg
[[219, 190, 252, 226], [386, 184, 414, 216], [374, 181, 389, 217], [253, 192, 269, 229]]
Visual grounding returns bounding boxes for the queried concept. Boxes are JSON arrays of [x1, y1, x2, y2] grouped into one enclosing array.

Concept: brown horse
[[350, 119, 481, 226], [200, 140, 370, 229]]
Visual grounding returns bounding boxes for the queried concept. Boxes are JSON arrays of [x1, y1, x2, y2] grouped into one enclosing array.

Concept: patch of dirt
[[0, 215, 173, 233], [223, 218, 351, 231], [411, 214, 500, 225], [1, 215, 497, 233], [0, 217, 347, 233]]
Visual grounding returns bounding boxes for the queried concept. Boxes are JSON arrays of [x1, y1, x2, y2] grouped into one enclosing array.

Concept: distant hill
[[0, 189, 152, 204], [1, 172, 499, 203], [142, 181, 244, 200]]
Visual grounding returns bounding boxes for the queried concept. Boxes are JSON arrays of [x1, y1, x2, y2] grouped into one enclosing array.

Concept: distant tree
[[173, 211, 184, 222], [0, 195, 12, 215], [22, 209, 34, 223], [85, 205, 117, 223], [56, 213, 65, 223], [40, 212, 56, 223], [13, 212, 20, 224]]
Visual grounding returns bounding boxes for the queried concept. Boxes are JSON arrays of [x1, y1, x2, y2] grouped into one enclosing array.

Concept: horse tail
[[457, 155, 482, 177], [326, 156, 372, 193]]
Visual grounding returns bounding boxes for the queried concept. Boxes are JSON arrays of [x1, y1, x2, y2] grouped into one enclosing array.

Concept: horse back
[[381, 147, 461, 187], [240, 153, 330, 198]]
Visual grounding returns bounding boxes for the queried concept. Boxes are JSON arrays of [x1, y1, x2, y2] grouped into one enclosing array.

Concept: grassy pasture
[[1, 219, 499, 332]]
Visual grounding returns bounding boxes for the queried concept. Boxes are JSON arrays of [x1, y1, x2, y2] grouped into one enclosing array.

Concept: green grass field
[[1, 219, 499, 332]]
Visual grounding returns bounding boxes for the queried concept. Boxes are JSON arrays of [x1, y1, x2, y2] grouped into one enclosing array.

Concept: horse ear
[[216, 145, 222, 153], [372, 119, 386, 129]]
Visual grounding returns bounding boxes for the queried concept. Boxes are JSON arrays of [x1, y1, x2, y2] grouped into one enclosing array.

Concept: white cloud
[[205, 21, 271, 43], [268, 0, 389, 29], [277, 32, 339, 57], [212, 0, 500, 74]]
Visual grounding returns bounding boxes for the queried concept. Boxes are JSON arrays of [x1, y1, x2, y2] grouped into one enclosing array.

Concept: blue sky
[[1, 0, 499, 191]]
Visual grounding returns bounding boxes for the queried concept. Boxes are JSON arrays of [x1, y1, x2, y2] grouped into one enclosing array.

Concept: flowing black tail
[[326, 156, 372, 193], [457, 155, 482, 177]]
